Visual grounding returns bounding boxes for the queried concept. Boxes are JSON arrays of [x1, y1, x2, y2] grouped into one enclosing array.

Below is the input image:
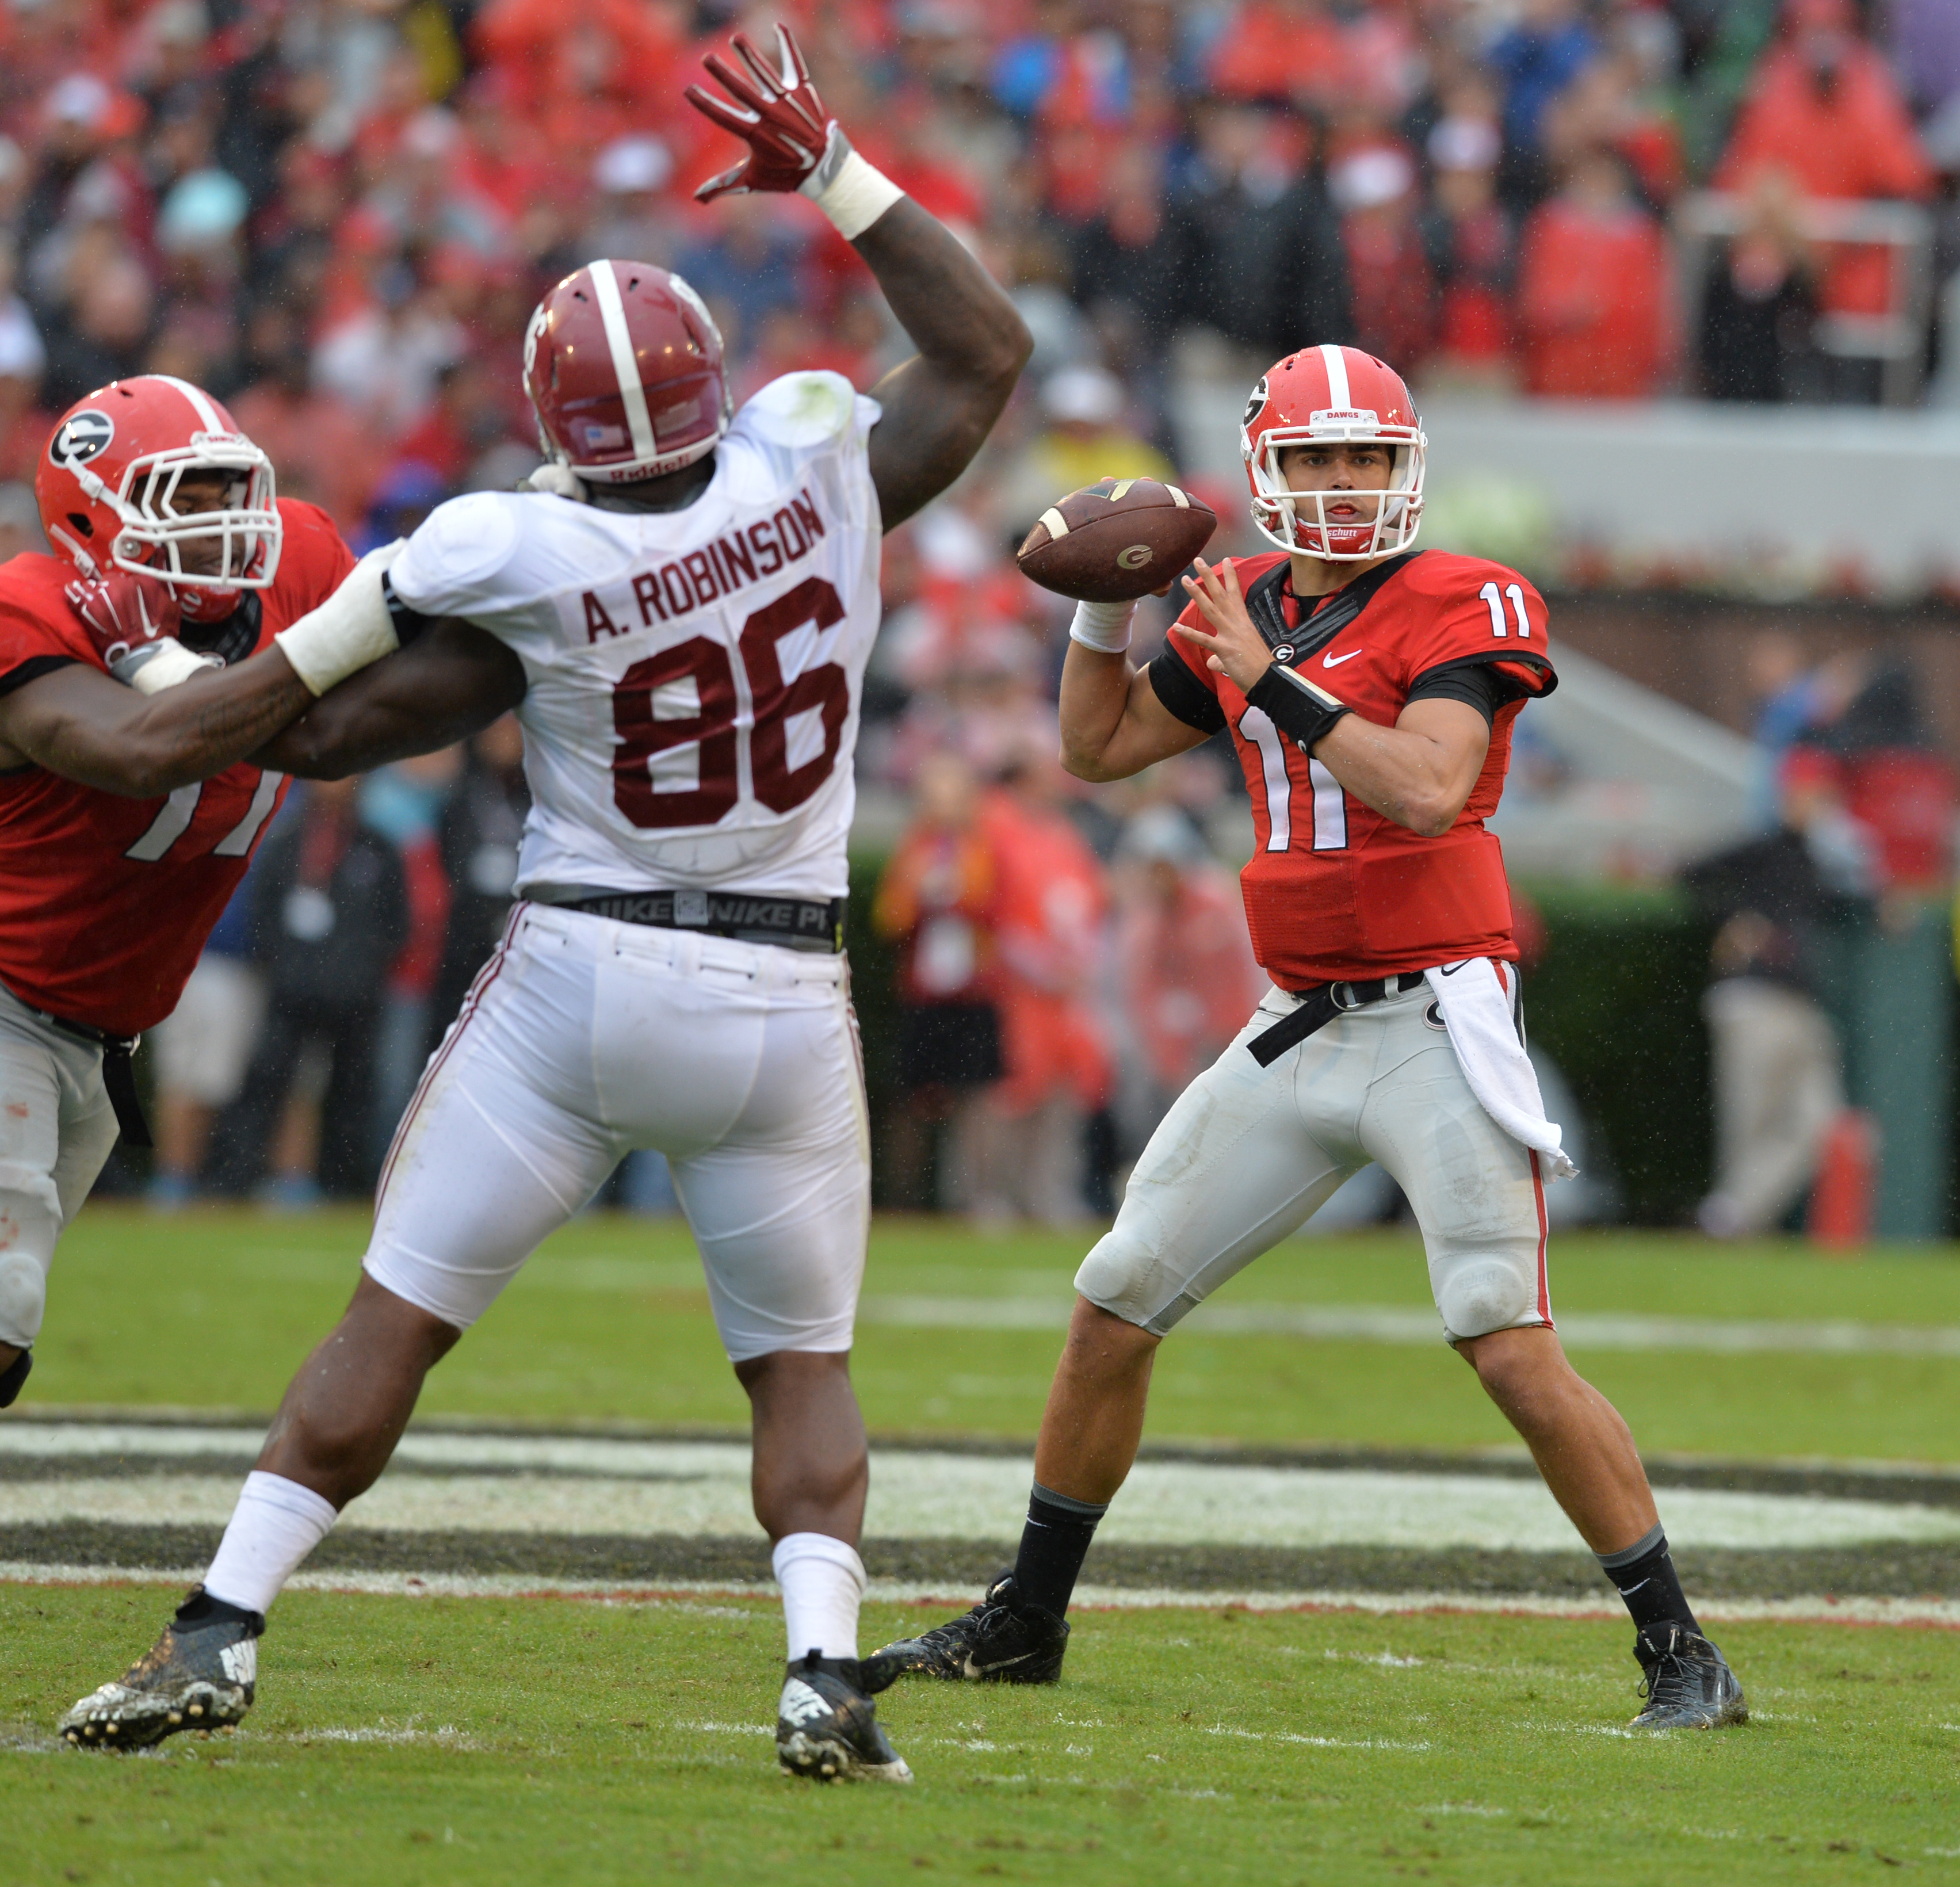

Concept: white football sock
[[772, 1532, 866, 1662], [203, 1472, 339, 1615]]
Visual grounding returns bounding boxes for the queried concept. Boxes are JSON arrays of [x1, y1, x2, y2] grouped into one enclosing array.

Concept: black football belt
[[1247, 972, 1428, 1067], [5, 987, 151, 1145], [546, 888, 846, 954]]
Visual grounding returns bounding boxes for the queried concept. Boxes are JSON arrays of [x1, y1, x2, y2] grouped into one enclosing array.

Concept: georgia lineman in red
[[876, 342, 1747, 1735], [1153, 544, 1553, 987], [0, 372, 372, 1412], [0, 498, 352, 1036]]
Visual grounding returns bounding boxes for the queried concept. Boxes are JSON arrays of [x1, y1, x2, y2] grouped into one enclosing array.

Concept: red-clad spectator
[[966, 751, 1113, 1225], [1331, 143, 1435, 377], [1109, 807, 1266, 1157], [471, 0, 686, 169], [873, 752, 1006, 1210], [1715, 0, 1935, 320], [1518, 149, 1675, 398], [1208, 0, 1352, 114], [1424, 111, 1517, 385]]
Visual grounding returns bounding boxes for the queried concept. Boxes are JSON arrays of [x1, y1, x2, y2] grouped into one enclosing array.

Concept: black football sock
[[1011, 1483, 1108, 1619], [1598, 1524, 1700, 1638]]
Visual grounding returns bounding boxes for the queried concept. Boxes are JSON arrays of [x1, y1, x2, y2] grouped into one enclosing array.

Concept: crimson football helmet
[[522, 260, 732, 486], [1240, 345, 1426, 560], [36, 375, 281, 618]]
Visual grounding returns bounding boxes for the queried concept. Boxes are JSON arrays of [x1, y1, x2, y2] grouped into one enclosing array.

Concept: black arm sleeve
[[1148, 646, 1228, 735], [0, 654, 78, 698], [1406, 654, 1551, 726]]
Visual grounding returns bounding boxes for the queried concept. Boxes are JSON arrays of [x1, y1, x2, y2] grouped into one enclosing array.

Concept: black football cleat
[[1630, 1625, 1748, 1729], [59, 1588, 263, 1751], [775, 1651, 912, 1783], [865, 1571, 1069, 1686], [0, 1345, 30, 1407]]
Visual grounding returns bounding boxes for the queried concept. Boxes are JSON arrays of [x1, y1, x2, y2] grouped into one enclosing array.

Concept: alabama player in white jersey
[[60, 24, 1031, 1782]]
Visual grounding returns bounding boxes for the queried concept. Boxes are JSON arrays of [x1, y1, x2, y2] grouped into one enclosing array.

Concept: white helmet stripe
[[587, 260, 657, 463], [149, 373, 226, 434], [1318, 343, 1351, 410]]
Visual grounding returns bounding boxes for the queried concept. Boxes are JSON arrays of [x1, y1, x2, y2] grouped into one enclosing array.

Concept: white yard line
[[3, 1561, 1956, 1629], [862, 1296, 1960, 1355], [5, 1444, 1960, 1549]]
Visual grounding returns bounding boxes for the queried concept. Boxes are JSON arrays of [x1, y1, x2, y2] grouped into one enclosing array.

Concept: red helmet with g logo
[[36, 374, 281, 617], [1240, 345, 1426, 561], [522, 260, 733, 486]]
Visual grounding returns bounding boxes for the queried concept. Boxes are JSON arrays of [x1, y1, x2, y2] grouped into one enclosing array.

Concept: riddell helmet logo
[[50, 408, 113, 468]]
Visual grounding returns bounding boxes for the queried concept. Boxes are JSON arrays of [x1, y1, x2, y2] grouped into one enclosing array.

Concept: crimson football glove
[[66, 568, 181, 671], [685, 22, 850, 203]]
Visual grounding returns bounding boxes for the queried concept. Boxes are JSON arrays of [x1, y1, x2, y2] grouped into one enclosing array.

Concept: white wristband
[[801, 131, 905, 240], [1068, 598, 1137, 655], [121, 638, 219, 696], [273, 541, 406, 696]]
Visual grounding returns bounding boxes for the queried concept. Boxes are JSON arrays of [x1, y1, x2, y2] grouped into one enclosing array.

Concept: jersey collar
[[1243, 551, 1422, 664]]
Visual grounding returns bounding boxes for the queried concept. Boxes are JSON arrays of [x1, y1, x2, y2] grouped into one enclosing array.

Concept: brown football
[[1017, 476, 1218, 603]]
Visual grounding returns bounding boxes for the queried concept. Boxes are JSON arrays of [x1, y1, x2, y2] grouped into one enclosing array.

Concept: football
[[1017, 476, 1217, 603]]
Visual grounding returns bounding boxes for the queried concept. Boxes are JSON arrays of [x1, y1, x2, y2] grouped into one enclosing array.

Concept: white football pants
[[364, 903, 871, 1361], [1076, 979, 1550, 1345], [0, 983, 120, 1350]]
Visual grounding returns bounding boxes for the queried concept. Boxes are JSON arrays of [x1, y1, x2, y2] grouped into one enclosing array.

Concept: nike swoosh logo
[[1438, 960, 1472, 975], [1323, 650, 1362, 667]]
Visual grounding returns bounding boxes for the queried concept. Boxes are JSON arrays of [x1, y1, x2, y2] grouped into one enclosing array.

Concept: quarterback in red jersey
[[877, 345, 1745, 1732], [0, 374, 415, 1409]]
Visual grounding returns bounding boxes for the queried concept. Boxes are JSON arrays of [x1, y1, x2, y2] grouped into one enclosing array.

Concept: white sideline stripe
[[5, 1440, 1960, 1550], [859, 1296, 1960, 1357], [3, 1562, 1957, 1630]]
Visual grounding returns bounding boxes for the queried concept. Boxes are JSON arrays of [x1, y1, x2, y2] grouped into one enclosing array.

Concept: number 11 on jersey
[[1238, 705, 1347, 853]]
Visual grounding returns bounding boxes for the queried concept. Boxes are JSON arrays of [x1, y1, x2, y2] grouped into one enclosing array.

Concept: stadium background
[[6, 0, 1947, 1239], [8, 2, 1960, 1873]]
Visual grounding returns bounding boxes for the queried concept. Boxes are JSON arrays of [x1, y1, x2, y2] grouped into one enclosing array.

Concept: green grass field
[[13, 1590, 1960, 1885], [9, 1207, 1960, 1882], [25, 1205, 1960, 1460]]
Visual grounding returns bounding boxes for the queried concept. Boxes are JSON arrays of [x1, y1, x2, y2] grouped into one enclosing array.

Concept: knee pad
[[1073, 1221, 1165, 1329], [0, 1248, 48, 1349], [1436, 1257, 1534, 1343]]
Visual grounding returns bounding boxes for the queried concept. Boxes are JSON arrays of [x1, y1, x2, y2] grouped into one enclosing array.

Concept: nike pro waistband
[[543, 889, 846, 954]]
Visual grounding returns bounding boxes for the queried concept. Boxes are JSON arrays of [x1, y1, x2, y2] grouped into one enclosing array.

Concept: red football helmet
[[522, 260, 732, 487], [1240, 345, 1426, 561], [36, 375, 281, 618]]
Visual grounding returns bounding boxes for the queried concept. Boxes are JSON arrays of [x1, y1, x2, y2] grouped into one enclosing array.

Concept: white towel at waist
[[1423, 957, 1577, 1181]]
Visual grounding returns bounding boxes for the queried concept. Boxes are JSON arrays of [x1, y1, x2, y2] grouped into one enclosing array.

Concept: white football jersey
[[389, 372, 882, 900]]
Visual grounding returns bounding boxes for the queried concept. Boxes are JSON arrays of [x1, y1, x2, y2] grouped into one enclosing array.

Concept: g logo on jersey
[[49, 409, 114, 469]]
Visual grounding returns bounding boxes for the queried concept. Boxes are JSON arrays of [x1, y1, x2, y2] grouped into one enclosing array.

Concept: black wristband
[[1244, 660, 1350, 755], [381, 570, 433, 648]]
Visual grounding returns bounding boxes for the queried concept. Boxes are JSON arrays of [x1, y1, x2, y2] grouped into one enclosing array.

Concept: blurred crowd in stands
[[0, 0, 1946, 564], [3, 0, 1943, 1221]]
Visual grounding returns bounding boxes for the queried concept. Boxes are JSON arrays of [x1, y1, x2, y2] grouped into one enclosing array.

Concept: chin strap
[[523, 463, 589, 502]]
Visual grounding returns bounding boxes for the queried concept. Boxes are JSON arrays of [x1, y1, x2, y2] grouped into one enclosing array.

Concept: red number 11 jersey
[[1149, 548, 1556, 989]]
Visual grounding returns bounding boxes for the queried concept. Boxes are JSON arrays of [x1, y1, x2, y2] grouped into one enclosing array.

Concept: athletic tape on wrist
[[1244, 659, 1349, 753], [123, 638, 218, 696], [273, 540, 406, 696], [1067, 597, 1137, 655], [803, 136, 905, 240]]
